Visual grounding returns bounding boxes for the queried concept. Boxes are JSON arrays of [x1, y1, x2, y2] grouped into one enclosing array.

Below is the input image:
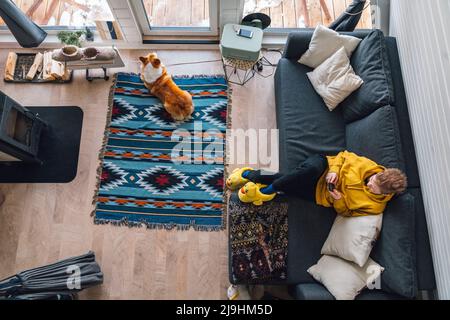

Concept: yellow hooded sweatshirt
[[316, 151, 393, 217]]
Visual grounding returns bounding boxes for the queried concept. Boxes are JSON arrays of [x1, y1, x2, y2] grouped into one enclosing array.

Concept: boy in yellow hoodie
[[228, 151, 407, 216]]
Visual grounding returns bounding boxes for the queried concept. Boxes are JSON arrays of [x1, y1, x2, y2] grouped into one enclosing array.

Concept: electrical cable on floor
[[134, 47, 284, 80], [133, 59, 222, 67], [253, 48, 283, 78], [164, 59, 223, 67]]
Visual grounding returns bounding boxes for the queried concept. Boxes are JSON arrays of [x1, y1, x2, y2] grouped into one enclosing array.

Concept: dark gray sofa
[[229, 29, 436, 300]]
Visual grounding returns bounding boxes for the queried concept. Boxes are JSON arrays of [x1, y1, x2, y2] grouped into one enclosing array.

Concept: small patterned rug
[[93, 73, 229, 231], [229, 199, 289, 283]]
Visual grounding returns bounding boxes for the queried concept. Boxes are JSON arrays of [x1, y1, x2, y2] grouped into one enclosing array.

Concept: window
[[143, 0, 210, 28], [0, 0, 114, 29], [243, 0, 372, 30], [131, 0, 219, 36]]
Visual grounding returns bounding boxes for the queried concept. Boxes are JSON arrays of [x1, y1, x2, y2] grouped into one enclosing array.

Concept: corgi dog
[[139, 53, 194, 121]]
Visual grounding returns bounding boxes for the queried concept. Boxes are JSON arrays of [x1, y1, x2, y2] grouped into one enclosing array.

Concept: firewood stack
[[4, 51, 70, 82]]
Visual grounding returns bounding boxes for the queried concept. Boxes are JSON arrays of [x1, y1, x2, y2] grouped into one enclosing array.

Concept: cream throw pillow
[[308, 256, 384, 300], [321, 214, 383, 267], [299, 24, 362, 68], [307, 47, 363, 111]]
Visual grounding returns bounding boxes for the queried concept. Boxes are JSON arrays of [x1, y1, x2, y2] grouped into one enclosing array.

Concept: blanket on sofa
[[229, 199, 289, 283]]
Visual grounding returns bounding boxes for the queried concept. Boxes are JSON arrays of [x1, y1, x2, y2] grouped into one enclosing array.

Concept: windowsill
[[0, 32, 141, 49], [0, 32, 289, 50]]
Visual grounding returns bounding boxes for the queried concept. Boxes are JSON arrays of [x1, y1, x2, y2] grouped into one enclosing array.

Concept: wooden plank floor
[[0, 49, 279, 300]]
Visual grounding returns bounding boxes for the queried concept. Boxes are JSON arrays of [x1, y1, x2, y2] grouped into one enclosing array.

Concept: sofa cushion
[[321, 214, 383, 267], [346, 106, 406, 172], [307, 47, 363, 111], [371, 193, 418, 298], [307, 255, 384, 300], [341, 30, 395, 123], [287, 197, 336, 284], [275, 58, 346, 172], [298, 25, 362, 68]]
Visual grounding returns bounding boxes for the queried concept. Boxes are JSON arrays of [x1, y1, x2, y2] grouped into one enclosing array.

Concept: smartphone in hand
[[327, 183, 336, 192]]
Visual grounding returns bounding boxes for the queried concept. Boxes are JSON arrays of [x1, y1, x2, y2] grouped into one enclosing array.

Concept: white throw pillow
[[299, 24, 362, 68], [307, 47, 363, 111], [321, 213, 383, 267], [308, 256, 384, 300]]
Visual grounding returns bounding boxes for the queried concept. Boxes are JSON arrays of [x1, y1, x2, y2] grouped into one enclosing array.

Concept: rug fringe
[[91, 73, 118, 216], [93, 217, 223, 232], [222, 84, 234, 232], [117, 71, 226, 80]]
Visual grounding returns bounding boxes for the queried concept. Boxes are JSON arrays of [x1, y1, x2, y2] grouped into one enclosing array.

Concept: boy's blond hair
[[378, 169, 408, 194]]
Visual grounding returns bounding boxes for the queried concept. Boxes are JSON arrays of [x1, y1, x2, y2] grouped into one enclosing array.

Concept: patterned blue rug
[[93, 73, 229, 231]]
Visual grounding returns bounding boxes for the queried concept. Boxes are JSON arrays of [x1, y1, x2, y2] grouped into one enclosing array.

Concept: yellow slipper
[[238, 182, 276, 206], [226, 167, 253, 190]]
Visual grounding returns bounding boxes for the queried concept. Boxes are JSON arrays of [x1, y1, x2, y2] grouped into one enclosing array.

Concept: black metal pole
[[0, 0, 47, 48]]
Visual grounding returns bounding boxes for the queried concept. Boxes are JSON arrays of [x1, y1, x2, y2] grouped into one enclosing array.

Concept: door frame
[[130, 0, 219, 36]]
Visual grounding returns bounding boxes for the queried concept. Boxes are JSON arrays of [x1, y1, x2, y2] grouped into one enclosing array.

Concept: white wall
[[390, 0, 450, 300]]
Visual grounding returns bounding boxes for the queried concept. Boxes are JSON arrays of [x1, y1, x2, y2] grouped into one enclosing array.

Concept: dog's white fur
[[142, 63, 163, 84]]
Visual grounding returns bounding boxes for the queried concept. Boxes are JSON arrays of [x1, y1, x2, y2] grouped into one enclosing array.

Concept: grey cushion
[[342, 30, 395, 123], [407, 188, 436, 291], [292, 283, 334, 300], [275, 58, 346, 172], [346, 105, 406, 171], [286, 197, 336, 284], [385, 37, 421, 188], [371, 193, 417, 298]]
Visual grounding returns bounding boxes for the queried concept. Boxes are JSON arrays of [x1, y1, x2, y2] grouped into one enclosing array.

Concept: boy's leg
[[244, 169, 284, 185], [272, 155, 328, 200]]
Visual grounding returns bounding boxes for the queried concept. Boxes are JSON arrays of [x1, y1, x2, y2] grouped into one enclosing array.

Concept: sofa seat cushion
[[341, 30, 395, 123], [286, 197, 336, 284], [371, 193, 418, 298], [275, 58, 346, 172], [346, 105, 406, 172], [292, 283, 408, 300]]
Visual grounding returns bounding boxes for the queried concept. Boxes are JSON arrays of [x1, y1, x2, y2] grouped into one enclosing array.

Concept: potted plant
[[57, 30, 86, 47]]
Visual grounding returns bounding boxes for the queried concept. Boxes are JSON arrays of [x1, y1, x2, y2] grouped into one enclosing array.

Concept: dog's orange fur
[[139, 53, 194, 121]]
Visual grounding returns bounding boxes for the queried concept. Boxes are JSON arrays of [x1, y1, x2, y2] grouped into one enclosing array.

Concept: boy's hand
[[326, 172, 338, 185], [329, 189, 342, 200]]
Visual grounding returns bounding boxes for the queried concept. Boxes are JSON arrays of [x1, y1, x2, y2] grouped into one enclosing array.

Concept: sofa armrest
[[282, 31, 314, 60], [291, 283, 335, 300]]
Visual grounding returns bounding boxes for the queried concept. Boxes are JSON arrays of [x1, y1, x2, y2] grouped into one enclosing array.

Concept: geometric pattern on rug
[[93, 72, 229, 231], [229, 199, 289, 283]]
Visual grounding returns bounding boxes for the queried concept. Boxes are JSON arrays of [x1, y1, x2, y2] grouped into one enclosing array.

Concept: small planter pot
[[62, 45, 79, 58], [83, 47, 99, 60], [52, 45, 83, 62]]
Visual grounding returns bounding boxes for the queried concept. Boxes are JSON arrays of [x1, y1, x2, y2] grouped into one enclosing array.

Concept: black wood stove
[[0, 90, 47, 164]]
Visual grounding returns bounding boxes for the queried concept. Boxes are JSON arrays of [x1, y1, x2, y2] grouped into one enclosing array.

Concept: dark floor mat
[[0, 106, 83, 183]]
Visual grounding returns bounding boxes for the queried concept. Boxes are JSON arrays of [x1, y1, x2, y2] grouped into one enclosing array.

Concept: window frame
[[130, 0, 219, 37], [0, 0, 113, 34]]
